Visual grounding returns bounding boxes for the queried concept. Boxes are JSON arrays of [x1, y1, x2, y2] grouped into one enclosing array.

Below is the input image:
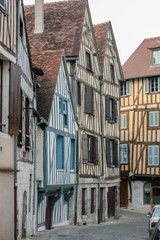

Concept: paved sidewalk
[[29, 209, 149, 240]]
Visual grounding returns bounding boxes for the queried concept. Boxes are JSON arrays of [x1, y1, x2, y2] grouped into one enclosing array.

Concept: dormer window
[[152, 50, 160, 65]]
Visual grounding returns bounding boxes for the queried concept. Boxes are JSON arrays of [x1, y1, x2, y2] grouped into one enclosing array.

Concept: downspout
[[98, 71, 104, 224], [73, 58, 79, 225], [14, 1, 20, 239]]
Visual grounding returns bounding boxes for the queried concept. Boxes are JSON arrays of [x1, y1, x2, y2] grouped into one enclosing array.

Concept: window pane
[[144, 182, 150, 204], [152, 188, 160, 205]]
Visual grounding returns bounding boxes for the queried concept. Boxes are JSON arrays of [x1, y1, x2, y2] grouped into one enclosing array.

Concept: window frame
[[59, 97, 68, 127], [120, 81, 131, 97], [152, 50, 160, 66], [120, 143, 128, 164], [105, 96, 117, 123], [106, 138, 118, 168], [82, 134, 98, 165], [148, 145, 159, 166], [143, 182, 151, 205]]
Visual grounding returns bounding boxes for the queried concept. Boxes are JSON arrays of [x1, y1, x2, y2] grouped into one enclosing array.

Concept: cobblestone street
[[29, 209, 149, 240]]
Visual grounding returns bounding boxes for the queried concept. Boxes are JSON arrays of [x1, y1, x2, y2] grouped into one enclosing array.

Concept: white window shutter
[[126, 81, 131, 96], [144, 79, 149, 93]]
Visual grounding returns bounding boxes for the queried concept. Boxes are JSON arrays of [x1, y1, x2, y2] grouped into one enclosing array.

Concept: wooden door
[[151, 187, 160, 209], [99, 188, 103, 222], [120, 180, 127, 207], [108, 187, 116, 218], [46, 197, 51, 229]]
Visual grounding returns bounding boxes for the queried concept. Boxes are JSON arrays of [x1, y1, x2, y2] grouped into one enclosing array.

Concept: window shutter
[[158, 77, 160, 92], [105, 96, 110, 121], [113, 99, 117, 122], [85, 85, 93, 114], [144, 79, 149, 93], [9, 63, 21, 135], [82, 134, 88, 163], [77, 82, 81, 106], [126, 81, 131, 95], [120, 144, 123, 163], [155, 112, 159, 126], [94, 137, 98, 165], [106, 138, 110, 167], [113, 140, 118, 167]]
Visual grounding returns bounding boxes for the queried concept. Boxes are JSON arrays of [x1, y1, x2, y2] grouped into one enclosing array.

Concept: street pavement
[[29, 209, 149, 240]]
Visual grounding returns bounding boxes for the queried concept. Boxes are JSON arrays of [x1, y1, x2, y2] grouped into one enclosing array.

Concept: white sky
[[23, 0, 160, 65]]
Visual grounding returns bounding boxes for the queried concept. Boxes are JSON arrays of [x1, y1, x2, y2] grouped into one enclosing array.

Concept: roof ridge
[[94, 21, 109, 27], [144, 36, 160, 41]]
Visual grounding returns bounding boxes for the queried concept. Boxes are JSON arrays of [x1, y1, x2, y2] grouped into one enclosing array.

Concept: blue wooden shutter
[[57, 135, 64, 168], [70, 139, 75, 169], [144, 79, 149, 93]]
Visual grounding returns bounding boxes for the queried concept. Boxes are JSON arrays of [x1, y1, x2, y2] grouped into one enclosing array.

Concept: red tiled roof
[[123, 37, 160, 79], [32, 50, 63, 121], [24, 0, 87, 57], [94, 22, 109, 68]]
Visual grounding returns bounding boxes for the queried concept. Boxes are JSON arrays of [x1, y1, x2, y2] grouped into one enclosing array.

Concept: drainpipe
[[14, 1, 20, 239], [98, 70, 104, 224]]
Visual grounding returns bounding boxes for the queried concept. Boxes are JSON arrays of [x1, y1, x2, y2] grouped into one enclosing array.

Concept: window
[[82, 188, 86, 215], [120, 144, 128, 164], [85, 85, 94, 115], [120, 81, 131, 96], [20, 19, 23, 40], [59, 98, 68, 127], [150, 111, 159, 127], [82, 134, 98, 165], [18, 90, 22, 147], [110, 64, 115, 83], [77, 82, 81, 106], [120, 114, 127, 129], [57, 135, 64, 169], [25, 97, 30, 150], [70, 139, 75, 169], [0, 0, 5, 10], [63, 100, 68, 127], [91, 188, 95, 214], [86, 52, 92, 71], [153, 50, 160, 65], [144, 182, 150, 204], [29, 174, 32, 212], [106, 138, 118, 168], [144, 77, 160, 93], [148, 145, 159, 166], [0, 61, 2, 131], [105, 97, 117, 123]]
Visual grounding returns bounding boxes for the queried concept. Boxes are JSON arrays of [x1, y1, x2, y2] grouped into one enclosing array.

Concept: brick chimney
[[34, 0, 44, 34]]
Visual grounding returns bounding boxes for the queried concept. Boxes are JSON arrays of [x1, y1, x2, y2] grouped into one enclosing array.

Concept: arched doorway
[[22, 191, 27, 239]]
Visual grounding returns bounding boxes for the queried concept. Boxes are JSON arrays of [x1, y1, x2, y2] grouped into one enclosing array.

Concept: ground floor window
[[91, 188, 95, 214], [82, 188, 87, 215], [144, 182, 151, 204]]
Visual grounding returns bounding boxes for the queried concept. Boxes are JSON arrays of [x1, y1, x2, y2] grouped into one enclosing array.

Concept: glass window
[[150, 78, 158, 93], [120, 81, 131, 96], [120, 144, 128, 164], [148, 145, 159, 166], [63, 100, 68, 127], [144, 182, 150, 204], [86, 52, 92, 71], [153, 50, 160, 65]]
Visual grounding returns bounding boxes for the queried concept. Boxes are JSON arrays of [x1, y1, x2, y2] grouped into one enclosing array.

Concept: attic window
[[86, 52, 92, 72], [152, 50, 160, 65]]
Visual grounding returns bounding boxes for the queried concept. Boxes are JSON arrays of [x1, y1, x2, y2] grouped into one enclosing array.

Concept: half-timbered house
[[31, 50, 78, 229], [94, 21, 123, 220], [0, 1, 17, 239], [25, 0, 122, 225], [120, 37, 160, 212]]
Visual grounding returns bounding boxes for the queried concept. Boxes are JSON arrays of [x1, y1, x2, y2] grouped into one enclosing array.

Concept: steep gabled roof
[[94, 22, 109, 68], [24, 0, 87, 57], [123, 37, 160, 79], [32, 50, 63, 121]]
